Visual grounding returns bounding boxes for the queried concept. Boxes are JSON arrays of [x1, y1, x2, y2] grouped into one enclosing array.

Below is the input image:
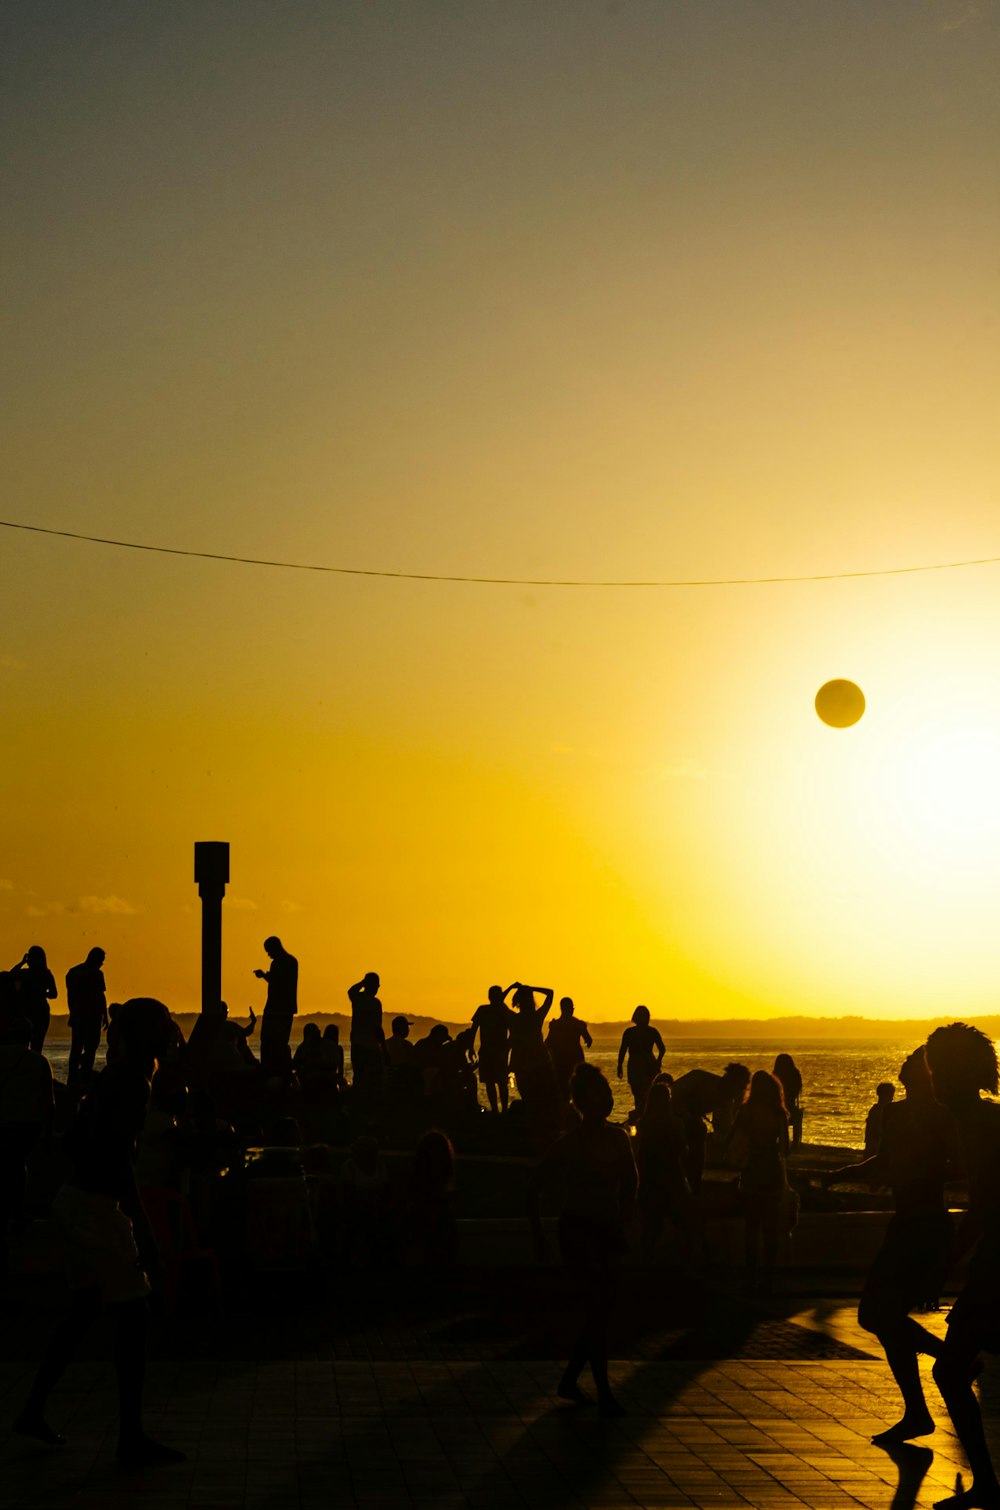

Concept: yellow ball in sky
[[815, 679, 865, 728]]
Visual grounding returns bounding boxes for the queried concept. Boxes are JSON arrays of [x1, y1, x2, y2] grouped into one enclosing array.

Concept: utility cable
[[3, 517, 1000, 588]]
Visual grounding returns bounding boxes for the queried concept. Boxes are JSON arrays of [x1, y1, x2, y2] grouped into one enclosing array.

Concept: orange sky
[[2, 2, 999, 1021]]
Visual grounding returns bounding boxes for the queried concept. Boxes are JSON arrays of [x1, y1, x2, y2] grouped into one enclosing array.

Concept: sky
[[2, 0, 999, 1022]]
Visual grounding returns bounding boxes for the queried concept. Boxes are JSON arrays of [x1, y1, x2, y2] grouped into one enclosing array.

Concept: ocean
[[44, 1035, 918, 1150]]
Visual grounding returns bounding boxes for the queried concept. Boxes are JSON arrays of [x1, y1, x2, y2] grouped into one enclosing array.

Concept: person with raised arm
[[507, 982, 556, 1113], [347, 972, 386, 1097], [10, 946, 57, 1055]]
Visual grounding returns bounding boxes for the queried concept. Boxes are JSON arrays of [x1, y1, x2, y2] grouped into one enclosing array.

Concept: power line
[[3, 516, 1000, 588]]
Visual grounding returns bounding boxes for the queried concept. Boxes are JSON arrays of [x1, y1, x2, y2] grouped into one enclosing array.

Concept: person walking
[[616, 1006, 665, 1113]]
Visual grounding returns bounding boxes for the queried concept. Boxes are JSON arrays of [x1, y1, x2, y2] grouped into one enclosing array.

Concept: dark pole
[[194, 841, 229, 1014]]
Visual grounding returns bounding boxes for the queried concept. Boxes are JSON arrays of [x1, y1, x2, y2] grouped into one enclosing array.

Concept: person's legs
[[484, 1079, 499, 1115], [111, 1297, 184, 1465], [932, 1300, 999, 1507], [14, 1285, 102, 1442]]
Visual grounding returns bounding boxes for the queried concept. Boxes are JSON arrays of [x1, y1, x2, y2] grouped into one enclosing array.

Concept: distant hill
[[43, 1009, 1000, 1044]]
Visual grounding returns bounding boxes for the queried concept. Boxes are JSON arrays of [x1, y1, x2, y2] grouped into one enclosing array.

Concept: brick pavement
[[3, 1300, 999, 1510]]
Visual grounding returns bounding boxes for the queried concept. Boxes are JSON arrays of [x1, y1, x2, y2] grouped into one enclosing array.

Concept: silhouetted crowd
[[4, 937, 1000, 1504]]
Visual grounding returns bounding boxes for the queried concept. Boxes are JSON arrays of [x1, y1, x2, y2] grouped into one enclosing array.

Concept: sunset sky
[[2, 1, 999, 1022]]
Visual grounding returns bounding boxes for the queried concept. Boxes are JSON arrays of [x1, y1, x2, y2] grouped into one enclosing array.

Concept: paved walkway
[[3, 1295, 998, 1510]]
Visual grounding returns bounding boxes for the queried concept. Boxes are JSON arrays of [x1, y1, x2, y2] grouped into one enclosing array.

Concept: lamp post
[[194, 841, 229, 1014]]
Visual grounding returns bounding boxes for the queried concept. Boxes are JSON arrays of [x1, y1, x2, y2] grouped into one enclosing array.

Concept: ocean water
[[45, 1035, 918, 1149]]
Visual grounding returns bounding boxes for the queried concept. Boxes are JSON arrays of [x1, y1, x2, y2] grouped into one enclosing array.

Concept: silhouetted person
[[404, 1129, 458, 1265], [866, 1081, 896, 1154], [254, 936, 298, 1077], [547, 997, 593, 1100], [724, 1070, 790, 1295], [14, 997, 184, 1466], [671, 1063, 751, 1192], [773, 1052, 803, 1148], [321, 1024, 345, 1088], [0, 1013, 54, 1280], [10, 946, 57, 1054], [65, 948, 108, 1088], [471, 984, 515, 1114], [924, 1023, 1000, 1509], [829, 1047, 956, 1446], [636, 1080, 693, 1260], [508, 983, 557, 1116], [616, 1006, 665, 1112], [347, 973, 385, 1096], [529, 1063, 637, 1417], [385, 1015, 420, 1099]]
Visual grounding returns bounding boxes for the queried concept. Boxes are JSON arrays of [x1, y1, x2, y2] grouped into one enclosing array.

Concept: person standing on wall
[[65, 948, 108, 1089], [254, 936, 298, 1077]]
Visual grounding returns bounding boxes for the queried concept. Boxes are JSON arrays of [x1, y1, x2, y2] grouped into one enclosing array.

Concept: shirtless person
[[924, 1023, 1000, 1510], [471, 985, 514, 1114], [14, 997, 184, 1467]]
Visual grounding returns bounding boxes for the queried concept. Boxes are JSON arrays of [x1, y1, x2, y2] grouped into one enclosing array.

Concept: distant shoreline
[[40, 1010, 1000, 1044]]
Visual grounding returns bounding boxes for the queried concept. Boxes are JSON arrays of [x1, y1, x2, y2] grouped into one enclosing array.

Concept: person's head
[[302, 1022, 321, 1042], [512, 986, 534, 1012], [115, 998, 174, 1071], [639, 1079, 674, 1138], [86, 947, 105, 967], [722, 1063, 751, 1102], [559, 997, 575, 1017], [899, 1047, 932, 1097], [263, 936, 282, 958], [569, 1062, 614, 1122], [631, 1005, 650, 1027], [412, 1128, 455, 1191], [218, 1000, 230, 1020], [487, 984, 504, 1006], [926, 1023, 999, 1107], [323, 1024, 339, 1044], [26, 945, 46, 970], [428, 1024, 450, 1045], [875, 1081, 895, 1104], [747, 1069, 786, 1116], [363, 971, 380, 994], [773, 1053, 794, 1076], [653, 1070, 674, 1088], [391, 1015, 411, 1040]]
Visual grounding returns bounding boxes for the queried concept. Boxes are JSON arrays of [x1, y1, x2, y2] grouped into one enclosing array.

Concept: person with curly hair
[[925, 1022, 1000, 1509]]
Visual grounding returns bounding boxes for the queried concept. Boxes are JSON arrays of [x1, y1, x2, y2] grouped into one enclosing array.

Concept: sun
[[878, 717, 1000, 878]]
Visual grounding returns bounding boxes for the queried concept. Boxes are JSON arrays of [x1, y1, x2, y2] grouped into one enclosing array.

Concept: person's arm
[[653, 1030, 665, 1064], [582, 1023, 592, 1049], [617, 1030, 629, 1078], [501, 983, 518, 1000], [347, 980, 365, 1004], [532, 987, 555, 1022], [45, 971, 57, 1001]]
